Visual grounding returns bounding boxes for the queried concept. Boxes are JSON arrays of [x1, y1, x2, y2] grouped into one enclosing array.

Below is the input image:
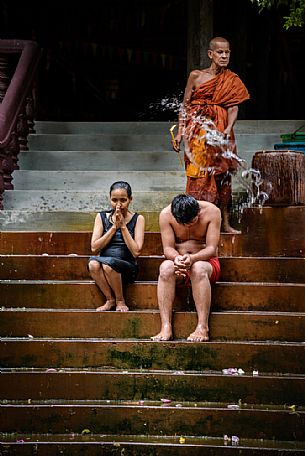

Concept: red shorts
[[176, 257, 221, 288]]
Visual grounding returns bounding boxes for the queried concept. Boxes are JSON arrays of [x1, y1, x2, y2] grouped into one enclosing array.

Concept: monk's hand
[[172, 133, 182, 152], [223, 128, 231, 140]]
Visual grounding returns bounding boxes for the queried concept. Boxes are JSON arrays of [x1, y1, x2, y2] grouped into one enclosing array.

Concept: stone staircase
[[0, 121, 305, 454], [0, 119, 304, 229]]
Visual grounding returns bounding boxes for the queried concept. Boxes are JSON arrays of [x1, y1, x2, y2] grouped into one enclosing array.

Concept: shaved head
[[209, 37, 229, 51]]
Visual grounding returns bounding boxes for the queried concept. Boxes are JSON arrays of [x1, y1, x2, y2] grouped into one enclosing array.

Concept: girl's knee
[[88, 260, 100, 273], [102, 264, 113, 274]]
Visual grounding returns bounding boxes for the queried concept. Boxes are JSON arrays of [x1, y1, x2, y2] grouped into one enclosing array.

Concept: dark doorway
[[2, 0, 305, 120]]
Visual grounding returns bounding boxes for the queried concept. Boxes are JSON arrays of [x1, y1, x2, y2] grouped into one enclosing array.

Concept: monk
[[151, 194, 221, 342], [173, 36, 250, 233]]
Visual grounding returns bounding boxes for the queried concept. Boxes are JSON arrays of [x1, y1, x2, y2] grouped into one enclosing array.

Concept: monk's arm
[[224, 105, 239, 136], [176, 71, 198, 135]]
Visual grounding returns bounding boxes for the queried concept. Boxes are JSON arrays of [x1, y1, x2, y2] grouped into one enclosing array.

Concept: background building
[[1, 0, 304, 121]]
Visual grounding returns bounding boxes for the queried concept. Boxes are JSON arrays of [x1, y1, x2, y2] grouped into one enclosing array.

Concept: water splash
[[177, 104, 273, 210], [157, 95, 182, 113], [145, 94, 273, 213], [141, 92, 183, 119]]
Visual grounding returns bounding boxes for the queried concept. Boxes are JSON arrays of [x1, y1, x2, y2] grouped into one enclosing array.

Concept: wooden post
[[187, 0, 213, 74]]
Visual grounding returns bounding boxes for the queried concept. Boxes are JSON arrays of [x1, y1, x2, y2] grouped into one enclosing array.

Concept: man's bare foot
[[96, 299, 115, 311], [116, 300, 129, 312], [222, 223, 241, 235], [151, 326, 173, 341], [187, 326, 209, 342]]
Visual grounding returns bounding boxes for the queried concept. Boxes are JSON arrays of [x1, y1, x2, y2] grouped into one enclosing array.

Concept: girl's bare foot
[[187, 326, 209, 342], [116, 300, 129, 312], [96, 299, 115, 311]]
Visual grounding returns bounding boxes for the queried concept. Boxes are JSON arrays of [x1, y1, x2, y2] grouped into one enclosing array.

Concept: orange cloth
[[184, 69, 250, 204]]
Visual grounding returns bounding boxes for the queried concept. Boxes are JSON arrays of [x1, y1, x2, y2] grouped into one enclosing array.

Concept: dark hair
[[110, 181, 132, 198], [171, 194, 200, 224]]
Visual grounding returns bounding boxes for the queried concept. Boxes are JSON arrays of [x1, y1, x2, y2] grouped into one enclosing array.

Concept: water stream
[[156, 95, 273, 216]]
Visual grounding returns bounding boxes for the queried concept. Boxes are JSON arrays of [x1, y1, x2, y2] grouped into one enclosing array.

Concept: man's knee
[[191, 261, 211, 281], [159, 260, 175, 281]]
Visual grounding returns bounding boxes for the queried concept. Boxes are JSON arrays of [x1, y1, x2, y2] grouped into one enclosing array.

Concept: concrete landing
[[11, 170, 187, 191], [3, 190, 180, 212]]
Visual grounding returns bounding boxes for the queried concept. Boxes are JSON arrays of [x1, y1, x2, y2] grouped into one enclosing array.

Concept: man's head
[[171, 194, 200, 225], [208, 36, 230, 68]]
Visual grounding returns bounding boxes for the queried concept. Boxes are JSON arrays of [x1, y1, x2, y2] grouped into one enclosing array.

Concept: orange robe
[[184, 69, 250, 205]]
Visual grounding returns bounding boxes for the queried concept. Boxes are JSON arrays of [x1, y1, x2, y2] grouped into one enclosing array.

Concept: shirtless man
[[151, 194, 221, 342]]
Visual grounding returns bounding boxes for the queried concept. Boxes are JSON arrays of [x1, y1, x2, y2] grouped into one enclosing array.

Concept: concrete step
[[3, 190, 180, 211], [1, 281, 304, 313], [12, 170, 187, 191], [26, 133, 280, 169], [0, 210, 97, 231], [33, 120, 305, 135], [0, 255, 304, 283], [28, 133, 172, 151], [5, 119, 304, 216], [1, 400, 304, 440], [18, 150, 183, 171], [1, 434, 305, 455], [34, 121, 174, 135], [27, 131, 280, 152], [1, 338, 305, 373], [1, 368, 304, 405], [1, 309, 304, 342]]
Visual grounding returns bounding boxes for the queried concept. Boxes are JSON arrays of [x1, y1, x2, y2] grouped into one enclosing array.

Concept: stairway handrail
[[0, 39, 42, 149]]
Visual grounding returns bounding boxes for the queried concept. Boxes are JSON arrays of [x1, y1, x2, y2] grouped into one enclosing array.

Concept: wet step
[[27, 132, 280, 154], [28, 133, 172, 151], [0, 255, 304, 283], [34, 119, 305, 134], [2, 433, 305, 455], [1, 309, 305, 342], [0, 210, 161, 231], [11, 170, 187, 191], [1, 339, 305, 373], [18, 150, 183, 171], [3, 190, 180, 212], [0, 207, 304, 259], [1, 280, 304, 312], [1, 206, 304, 255], [1, 400, 305, 440], [1, 368, 305, 405], [33, 120, 174, 134], [0, 230, 243, 256]]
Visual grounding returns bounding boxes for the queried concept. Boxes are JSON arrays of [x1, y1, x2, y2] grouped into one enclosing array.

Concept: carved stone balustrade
[[0, 40, 41, 209]]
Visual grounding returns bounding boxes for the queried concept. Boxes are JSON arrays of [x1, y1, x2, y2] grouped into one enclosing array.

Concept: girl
[[88, 181, 145, 311]]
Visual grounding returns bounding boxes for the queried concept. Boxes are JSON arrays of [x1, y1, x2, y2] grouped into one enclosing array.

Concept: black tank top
[[99, 211, 139, 263]]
